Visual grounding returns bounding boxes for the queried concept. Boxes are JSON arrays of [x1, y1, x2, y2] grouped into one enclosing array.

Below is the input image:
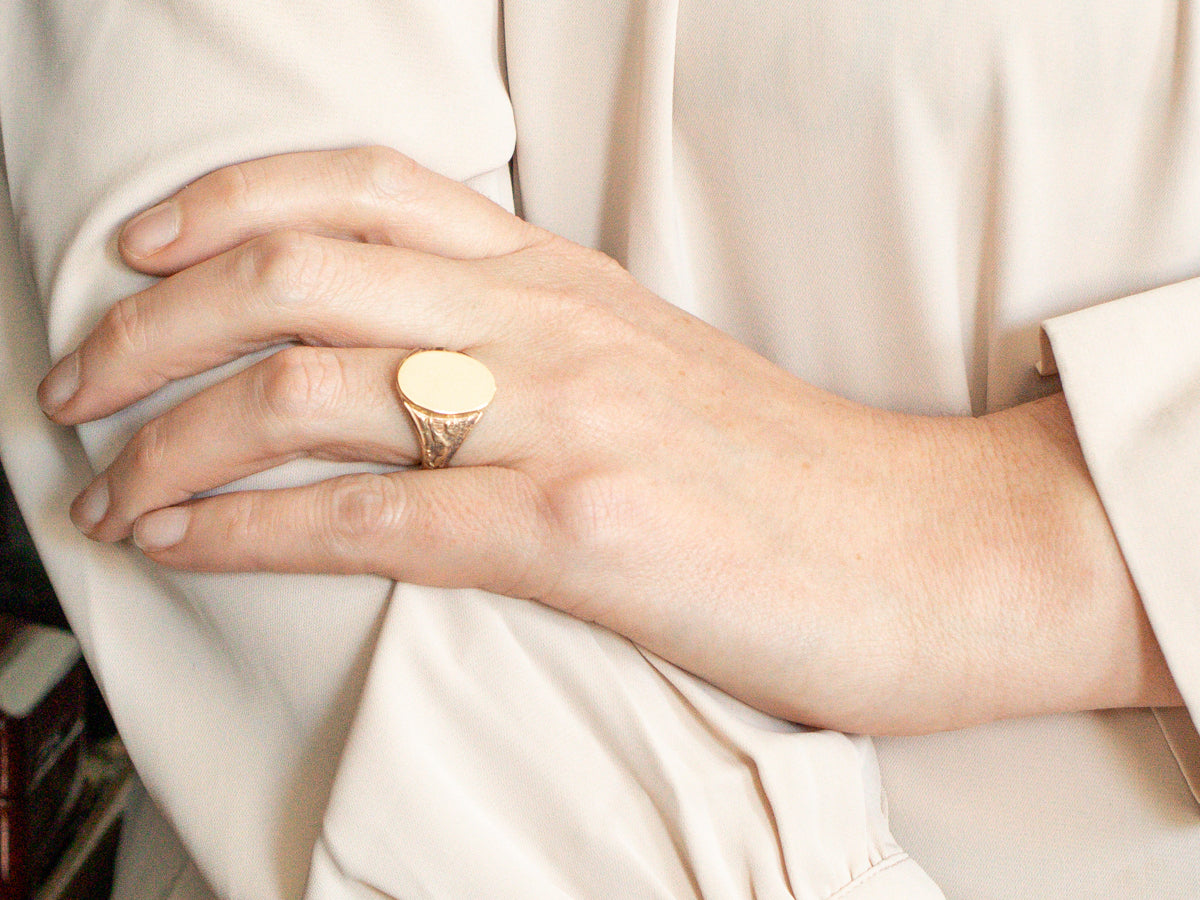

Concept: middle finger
[[41, 230, 522, 426]]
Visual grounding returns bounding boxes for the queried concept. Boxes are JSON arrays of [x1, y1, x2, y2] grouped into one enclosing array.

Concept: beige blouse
[[2, 1, 1199, 897]]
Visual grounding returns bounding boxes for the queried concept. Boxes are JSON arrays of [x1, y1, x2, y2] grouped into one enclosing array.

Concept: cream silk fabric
[[2, 2, 1200, 898]]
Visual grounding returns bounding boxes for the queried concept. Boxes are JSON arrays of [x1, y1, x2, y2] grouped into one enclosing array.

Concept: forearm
[[738, 390, 1180, 734], [974, 393, 1179, 715]]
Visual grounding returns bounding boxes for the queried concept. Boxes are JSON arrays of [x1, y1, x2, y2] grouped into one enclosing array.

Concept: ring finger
[[71, 344, 529, 542]]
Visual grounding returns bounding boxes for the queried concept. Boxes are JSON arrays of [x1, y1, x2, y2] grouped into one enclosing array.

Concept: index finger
[[119, 146, 539, 274]]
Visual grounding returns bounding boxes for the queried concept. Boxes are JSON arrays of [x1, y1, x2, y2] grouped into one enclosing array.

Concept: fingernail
[[122, 200, 180, 258], [134, 506, 190, 552], [39, 351, 80, 414], [71, 478, 109, 531]]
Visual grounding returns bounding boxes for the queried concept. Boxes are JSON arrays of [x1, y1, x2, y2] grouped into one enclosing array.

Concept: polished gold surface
[[397, 349, 495, 415], [397, 350, 494, 468]]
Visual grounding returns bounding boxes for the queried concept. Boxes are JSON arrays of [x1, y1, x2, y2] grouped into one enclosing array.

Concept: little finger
[[131, 469, 562, 603]]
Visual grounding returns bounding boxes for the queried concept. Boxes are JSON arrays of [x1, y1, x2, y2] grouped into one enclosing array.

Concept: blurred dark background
[[0, 461, 113, 735], [0, 464, 125, 898], [0, 461, 68, 629]]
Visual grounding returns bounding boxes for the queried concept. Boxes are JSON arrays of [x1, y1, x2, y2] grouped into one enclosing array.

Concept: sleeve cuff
[[1042, 277, 1200, 802]]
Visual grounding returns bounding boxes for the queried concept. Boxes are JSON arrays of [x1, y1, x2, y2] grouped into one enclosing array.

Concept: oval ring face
[[396, 350, 496, 415]]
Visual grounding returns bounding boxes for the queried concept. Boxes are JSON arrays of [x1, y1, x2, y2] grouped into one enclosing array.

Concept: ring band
[[396, 349, 496, 468]]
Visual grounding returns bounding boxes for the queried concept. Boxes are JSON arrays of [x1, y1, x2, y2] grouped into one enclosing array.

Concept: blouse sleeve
[[1042, 277, 1200, 801]]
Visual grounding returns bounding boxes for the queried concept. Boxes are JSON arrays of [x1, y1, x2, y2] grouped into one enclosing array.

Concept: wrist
[[981, 393, 1180, 714]]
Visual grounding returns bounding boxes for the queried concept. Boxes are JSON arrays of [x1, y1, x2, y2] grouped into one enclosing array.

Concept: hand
[[39, 147, 1180, 733]]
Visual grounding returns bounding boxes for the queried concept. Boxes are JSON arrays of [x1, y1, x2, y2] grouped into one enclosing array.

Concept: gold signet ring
[[396, 350, 496, 468]]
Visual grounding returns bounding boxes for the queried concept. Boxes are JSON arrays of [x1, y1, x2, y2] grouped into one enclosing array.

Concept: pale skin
[[38, 146, 1181, 735]]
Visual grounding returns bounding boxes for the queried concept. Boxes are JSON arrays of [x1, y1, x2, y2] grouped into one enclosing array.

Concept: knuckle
[[128, 417, 170, 476], [219, 491, 262, 554], [504, 277, 594, 341], [341, 145, 419, 204], [257, 346, 346, 423], [539, 360, 623, 440], [207, 160, 266, 215], [504, 253, 629, 338], [534, 235, 620, 282], [240, 230, 331, 306], [547, 473, 631, 553], [103, 294, 154, 357], [486, 474, 560, 597], [522, 277, 578, 314], [322, 475, 406, 551], [213, 492, 294, 573]]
